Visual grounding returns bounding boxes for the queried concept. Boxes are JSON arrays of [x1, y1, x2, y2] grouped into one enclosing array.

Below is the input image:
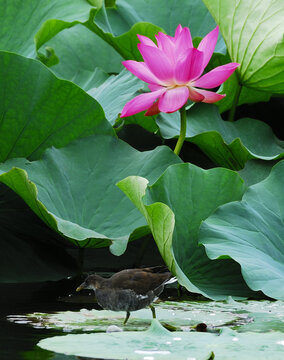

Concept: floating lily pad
[[38, 319, 215, 359], [165, 299, 284, 333], [12, 300, 284, 334], [8, 301, 239, 333], [37, 318, 284, 359]]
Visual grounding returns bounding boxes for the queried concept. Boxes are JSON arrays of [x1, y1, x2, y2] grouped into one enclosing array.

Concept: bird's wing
[[109, 269, 171, 295]]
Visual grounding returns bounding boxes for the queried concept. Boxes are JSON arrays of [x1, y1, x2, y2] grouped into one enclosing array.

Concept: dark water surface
[[0, 281, 98, 360]]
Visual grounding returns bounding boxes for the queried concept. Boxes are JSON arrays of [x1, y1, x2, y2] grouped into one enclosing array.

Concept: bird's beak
[[76, 283, 86, 292]]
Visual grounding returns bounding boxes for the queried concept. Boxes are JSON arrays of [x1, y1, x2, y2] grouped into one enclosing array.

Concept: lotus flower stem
[[174, 105, 187, 156], [228, 83, 242, 122]]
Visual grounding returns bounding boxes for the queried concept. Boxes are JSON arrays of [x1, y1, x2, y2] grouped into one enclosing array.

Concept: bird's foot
[[123, 311, 130, 325], [149, 304, 156, 319]]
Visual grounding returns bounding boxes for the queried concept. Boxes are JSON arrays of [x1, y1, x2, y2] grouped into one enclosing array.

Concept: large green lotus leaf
[[38, 318, 284, 359], [35, 0, 225, 62], [36, 13, 161, 64], [46, 24, 123, 80], [157, 103, 284, 170], [118, 163, 255, 299], [106, 0, 221, 40], [123, 113, 159, 134], [202, 0, 284, 93], [0, 0, 123, 83], [206, 53, 272, 113], [87, 69, 158, 132], [238, 159, 276, 187], [218, 72, 272, 113], [200, 160, 284, 300], [0, 51, 113, 162], [0, 184, 77, 282], [88, 69, 144, 125], [88, 69, 158, 132], [0, 0, 93, 58], [0, 135, 181, 255], [57, 66, 109, 92], [38, 319, 214, 359], [95, 0, 226, 54]]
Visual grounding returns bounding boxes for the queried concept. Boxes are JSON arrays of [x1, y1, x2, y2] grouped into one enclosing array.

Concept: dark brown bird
[[76, 267, 176, 324]]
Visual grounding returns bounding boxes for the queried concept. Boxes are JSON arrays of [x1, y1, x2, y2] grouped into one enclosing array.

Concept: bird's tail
[[164, 276, 177, 285]]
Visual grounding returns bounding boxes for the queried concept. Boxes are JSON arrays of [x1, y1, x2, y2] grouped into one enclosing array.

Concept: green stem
[[174, 106, 187, 156], [228, 83, 242, 122]]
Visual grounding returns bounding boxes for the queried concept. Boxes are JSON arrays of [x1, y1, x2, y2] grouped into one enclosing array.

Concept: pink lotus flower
[[120, 25, 239, 118]]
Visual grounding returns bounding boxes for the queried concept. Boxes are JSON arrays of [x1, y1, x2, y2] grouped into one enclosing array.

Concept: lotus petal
[[137, 34, 157, 47], [197, 25, 219, 70], [158, 87, 189, 113], [121, 89, 166, 117], [155, 32, 175, 63], [188, 87, 205, 102], [122, 60, 160, 85], [138, 44, 174, 84], [193, 63, 240, 89], [193, 88, 225, 103], [175, 48, 204, 84], [175, 26, 193, 53]]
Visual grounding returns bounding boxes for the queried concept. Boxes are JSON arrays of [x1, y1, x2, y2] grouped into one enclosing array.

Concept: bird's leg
[[123, 311, 130, 325], [149, 304, 156, 319]]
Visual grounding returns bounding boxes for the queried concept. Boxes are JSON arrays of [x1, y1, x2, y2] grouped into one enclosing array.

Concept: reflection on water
[[0, 280, 110, 360]]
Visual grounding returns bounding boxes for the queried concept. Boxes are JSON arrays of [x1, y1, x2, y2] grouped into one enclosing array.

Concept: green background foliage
[[0, 0, 283, 302], [1, 0, 284, 358]]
